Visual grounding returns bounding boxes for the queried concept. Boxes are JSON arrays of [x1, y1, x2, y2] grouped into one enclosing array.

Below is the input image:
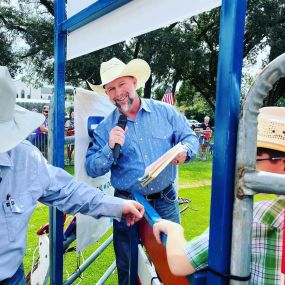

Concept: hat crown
[[257, 107, 285, 152], [100, 58, 126, 84], [0, 66, 16, 123], [88, 57, 151, 95]]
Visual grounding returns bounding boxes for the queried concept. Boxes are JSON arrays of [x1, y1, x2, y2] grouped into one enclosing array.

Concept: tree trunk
[[144, 75, 152, 98]]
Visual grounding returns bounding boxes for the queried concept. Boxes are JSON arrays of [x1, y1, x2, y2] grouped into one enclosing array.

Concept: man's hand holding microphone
[[109, 114, 128, 165]]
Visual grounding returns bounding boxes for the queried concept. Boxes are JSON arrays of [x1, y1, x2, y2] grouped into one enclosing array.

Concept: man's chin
[[119, 104, 131, 112], [116, 101, 133, 113]]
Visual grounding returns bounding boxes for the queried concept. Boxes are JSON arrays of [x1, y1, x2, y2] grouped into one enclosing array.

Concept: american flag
[[161, 88, 174, 105]]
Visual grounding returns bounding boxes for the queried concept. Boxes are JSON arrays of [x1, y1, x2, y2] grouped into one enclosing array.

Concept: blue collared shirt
[[0, 141, 124, 280], [86, 99, 199, 195]]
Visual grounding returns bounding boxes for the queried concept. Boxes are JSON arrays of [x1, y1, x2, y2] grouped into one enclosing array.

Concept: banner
[[74, 88, 115, 252]]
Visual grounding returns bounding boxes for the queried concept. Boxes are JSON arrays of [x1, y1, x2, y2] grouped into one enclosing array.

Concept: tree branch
[[39, 0, 54, 16]]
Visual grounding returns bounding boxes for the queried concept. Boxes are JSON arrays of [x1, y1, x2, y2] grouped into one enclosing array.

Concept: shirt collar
[[114, 98, 151, 120], [139, 99, 151, 113], [0, 152, 13, 167]]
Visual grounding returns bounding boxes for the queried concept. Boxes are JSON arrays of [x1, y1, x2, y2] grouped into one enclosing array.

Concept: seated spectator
[[65, 109, 75, 165], [153, 106, 285, 283]]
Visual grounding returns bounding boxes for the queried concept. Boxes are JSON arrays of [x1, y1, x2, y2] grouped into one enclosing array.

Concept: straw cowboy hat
[[257, 107, 285, 152], [0, 66, 45, 153], [88, 57, 151, 96]]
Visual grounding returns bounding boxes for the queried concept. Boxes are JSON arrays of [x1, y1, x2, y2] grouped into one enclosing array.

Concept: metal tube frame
[[207, 0, 247, 284], [50, 0, 66, 283], [63, 235, 114, 285]]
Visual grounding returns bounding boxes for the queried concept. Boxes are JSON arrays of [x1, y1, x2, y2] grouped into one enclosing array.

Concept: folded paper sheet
[[139, 142, 185, 187]]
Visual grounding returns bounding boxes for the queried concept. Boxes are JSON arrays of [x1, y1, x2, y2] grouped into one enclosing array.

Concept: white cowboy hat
[[257, 106, 285, 152], [0, 66, 45, 153], [88, 57, 151, 95]]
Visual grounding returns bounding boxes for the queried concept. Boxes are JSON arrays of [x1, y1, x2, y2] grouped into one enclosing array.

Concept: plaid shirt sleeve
[[184, 228, 209, 271], [251, 198, 285, 285]]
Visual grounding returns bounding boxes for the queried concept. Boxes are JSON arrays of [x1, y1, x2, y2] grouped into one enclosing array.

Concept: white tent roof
[[67, 0, 221, 60]]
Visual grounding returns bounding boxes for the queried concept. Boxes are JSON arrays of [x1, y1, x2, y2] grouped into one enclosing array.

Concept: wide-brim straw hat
[[257, 107, 285, 152], [0, 66, 45, 153], [88, 57, 151, 95]]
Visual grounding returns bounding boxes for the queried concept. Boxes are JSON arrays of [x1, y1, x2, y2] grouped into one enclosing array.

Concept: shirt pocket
[[152, 130, 173, 153], [2, 192, 34, 242]]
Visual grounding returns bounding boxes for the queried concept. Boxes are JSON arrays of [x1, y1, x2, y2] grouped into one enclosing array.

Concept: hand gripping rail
[[230, 53, 285, 285]]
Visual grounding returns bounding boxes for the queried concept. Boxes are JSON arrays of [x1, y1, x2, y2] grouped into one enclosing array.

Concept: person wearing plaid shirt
[[153, 106, 285, 284], [182, 197, 285, 284]]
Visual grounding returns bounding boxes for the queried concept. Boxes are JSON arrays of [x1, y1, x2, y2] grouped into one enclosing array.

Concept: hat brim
[[88, 58, 151, 95], [0, 105, 45, 153], [257, 141, 285, 153]]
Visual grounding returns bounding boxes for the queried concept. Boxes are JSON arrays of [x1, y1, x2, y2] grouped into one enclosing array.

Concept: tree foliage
[[0, 0, 284, 107]]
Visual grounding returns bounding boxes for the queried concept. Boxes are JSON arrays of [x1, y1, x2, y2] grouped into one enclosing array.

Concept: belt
[[115, 184, 173, 201]]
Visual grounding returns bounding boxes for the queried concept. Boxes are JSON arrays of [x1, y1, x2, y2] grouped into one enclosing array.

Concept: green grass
[[24, 159, 275, 284], [179, 160, 212, 185]]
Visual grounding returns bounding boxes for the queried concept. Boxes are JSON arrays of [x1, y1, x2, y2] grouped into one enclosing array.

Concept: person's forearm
[[166, 224, 196, 275], [40, 125, 48, 132]]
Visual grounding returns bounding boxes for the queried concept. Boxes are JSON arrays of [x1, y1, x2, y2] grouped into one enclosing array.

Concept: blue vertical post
[[207, 0, 247, 284], [50, 0, 66, 284]]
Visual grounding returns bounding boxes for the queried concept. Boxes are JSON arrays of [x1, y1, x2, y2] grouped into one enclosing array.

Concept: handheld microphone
[[113, 114, 128, 165]]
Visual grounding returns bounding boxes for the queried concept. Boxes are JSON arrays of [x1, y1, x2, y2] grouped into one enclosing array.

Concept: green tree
[[0, 31, 19, 76], [1, 0, 284, 107]]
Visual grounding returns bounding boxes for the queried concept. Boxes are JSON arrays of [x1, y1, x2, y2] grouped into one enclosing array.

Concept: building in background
[[14, 79, 74, 112], [14, 79, 42, 100]]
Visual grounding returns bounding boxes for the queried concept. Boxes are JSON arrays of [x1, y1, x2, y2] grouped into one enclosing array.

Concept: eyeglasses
[[43, 111, 48, 114], [256, 156, 285, 162]]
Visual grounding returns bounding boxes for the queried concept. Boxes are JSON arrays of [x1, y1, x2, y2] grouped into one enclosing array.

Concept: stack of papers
[[138, 142, 185, 187]]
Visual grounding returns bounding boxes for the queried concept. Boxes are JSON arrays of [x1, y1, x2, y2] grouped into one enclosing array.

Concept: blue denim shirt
[[86, 99, 199, 195], [0, 141, 124, 280]]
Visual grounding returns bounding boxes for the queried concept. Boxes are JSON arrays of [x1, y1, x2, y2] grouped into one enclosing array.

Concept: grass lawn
[[23, 159, 275, 284], [179, 160, 212, 185]]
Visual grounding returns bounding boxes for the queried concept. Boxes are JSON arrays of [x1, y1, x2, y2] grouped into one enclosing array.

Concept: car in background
[[188, 119, 201, 128]]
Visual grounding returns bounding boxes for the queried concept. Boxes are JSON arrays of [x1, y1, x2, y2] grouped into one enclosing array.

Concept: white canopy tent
[[66, 0, 221, 60]]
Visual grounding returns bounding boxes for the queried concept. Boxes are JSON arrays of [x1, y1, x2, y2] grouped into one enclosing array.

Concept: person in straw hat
[[0, 66, 144, 284], [153, 106, 285, 284], [86, 57, 199, 284]]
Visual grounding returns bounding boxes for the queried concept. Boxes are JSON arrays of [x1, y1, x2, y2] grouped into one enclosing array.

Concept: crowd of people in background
[[65, 109, 75, 165], [28, 106, 75, 163], [28, 105, 49, 157], [189, 115, 214, 160]]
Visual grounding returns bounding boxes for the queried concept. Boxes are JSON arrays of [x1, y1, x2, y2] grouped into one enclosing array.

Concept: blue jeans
[[113, 185, 180, 285], [0, 264, 26, 285]]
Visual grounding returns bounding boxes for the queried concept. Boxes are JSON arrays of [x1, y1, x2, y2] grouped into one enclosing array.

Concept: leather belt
[[115, 184, 173, 201]]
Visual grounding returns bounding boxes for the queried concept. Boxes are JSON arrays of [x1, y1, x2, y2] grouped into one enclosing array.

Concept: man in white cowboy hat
[[0, 66, 144, 285], [153, 106, 285, 284], [86, 57, 199, 284]]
